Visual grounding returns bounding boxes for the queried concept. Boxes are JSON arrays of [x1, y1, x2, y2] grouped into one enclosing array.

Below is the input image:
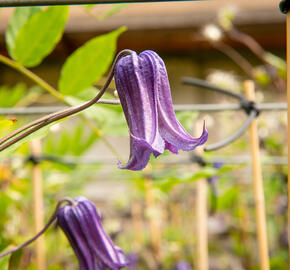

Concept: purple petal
[[76, 200, 127, 269], [118, 133, 162, 170], [114, 50, 208, 171], [57, 197, 128, 270], [58, 206, 96, 270], [140, 50, 208, 152], [115, 51, 165, 170]]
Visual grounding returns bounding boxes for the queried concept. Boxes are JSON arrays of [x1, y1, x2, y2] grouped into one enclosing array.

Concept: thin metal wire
[[4, 154, 288, 166], [0, 102, 286, 115], [174, 103, 287, 112], [182, 77, 286, 151], [0, 0, 203, 7], [182, 77, 246, 101]]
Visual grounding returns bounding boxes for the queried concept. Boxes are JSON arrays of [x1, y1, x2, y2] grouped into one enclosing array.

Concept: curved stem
[[0, 197, 75, 259], [0, 50, 132, 152], [228, 28, 265, 62], [0, 99, 120, 147], [211, 41, 254, 78]]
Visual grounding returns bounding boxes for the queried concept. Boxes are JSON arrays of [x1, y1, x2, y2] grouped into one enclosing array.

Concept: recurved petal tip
[[118, 133, 164, 171]]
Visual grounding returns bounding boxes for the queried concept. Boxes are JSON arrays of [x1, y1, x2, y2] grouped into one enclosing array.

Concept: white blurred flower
[[258, 127, 269, 138], [113, 90, 119, 98], [202, 24, 223, 42]]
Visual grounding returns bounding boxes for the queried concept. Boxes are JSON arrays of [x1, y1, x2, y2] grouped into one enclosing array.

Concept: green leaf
[[252, 66, 271, 86], [43, 122, 99, 156], [8, 249, 23, 270], [0, 84, 27, 108], [0, 120, 14, 130], [58, 26, 126, 96], [0, 247, 12, 270], [5, 7, 41, 59], [13, 6, 69, 67], [264, 52, 286, 79], [85, 4, 95, 11]]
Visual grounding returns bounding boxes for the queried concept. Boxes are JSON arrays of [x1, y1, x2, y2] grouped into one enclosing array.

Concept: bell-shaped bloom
[[114, 50, 208, 170], [57, 197, 128, 270], [174, 261, 192, 270]]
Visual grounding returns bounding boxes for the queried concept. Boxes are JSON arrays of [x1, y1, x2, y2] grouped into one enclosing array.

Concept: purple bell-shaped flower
[[114, 50, 208, 171], [57, 197, 128, 270]]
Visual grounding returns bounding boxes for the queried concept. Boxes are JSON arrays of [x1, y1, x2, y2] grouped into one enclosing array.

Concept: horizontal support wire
[[0, 103, 286, 115], [0, 0, 204, 7], [3, 154, 288, 166]]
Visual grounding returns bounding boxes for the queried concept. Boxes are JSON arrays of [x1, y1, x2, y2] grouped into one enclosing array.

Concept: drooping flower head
[[57, 197, 127, 270], [114, 50, 208, 171]]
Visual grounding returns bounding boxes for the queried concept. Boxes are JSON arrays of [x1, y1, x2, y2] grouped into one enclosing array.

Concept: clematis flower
[[57, 197, 128, 270], [114, 50, 208, 170], [174, 261, 192, 270]]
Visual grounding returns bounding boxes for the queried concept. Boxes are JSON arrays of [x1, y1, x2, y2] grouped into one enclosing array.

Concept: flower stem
[[0, 51, 131, 157], [0, 198, 75, 259]]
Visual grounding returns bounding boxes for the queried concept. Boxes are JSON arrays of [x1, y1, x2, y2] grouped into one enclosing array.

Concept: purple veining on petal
[[57, 206, 96, 270], [140, 50, 208, 153], [57, 197, 128, 270], [76, 198, 126, 269]]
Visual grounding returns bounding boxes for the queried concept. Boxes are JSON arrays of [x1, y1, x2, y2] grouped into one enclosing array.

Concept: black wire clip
[[26, 154, 75, 168], [182, 77, 260, 151], [279, 0, 290, 14]]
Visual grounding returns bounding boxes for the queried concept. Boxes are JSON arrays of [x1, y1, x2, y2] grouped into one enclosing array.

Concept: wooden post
[[286, 11, 290, 265], [244, 80, 269, 270], [170, 202, 182, 228], [196, 178, 208, 270], [195, 121, 208, 270], [144, 176, 162, 263], [131, 200, 144, 248], [30, 139, 46, 270]]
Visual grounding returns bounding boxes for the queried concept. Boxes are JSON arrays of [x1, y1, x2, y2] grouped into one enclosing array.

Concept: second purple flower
[[114, 50, 208, 171]]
